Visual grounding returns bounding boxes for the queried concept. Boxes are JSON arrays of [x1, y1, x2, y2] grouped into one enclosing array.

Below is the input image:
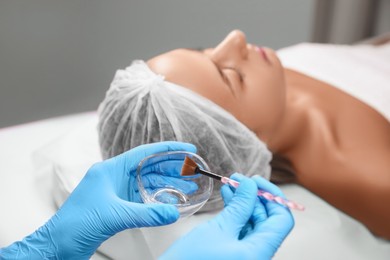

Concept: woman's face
[[147, 30, 286, 142]]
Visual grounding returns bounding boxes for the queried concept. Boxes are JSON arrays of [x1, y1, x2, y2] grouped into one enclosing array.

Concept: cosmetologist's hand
[[0, 141, 196, 260], [160, 173, 294, 260]]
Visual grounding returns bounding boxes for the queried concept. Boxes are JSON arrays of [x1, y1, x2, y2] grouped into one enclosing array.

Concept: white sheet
[[278, 43, 390, 122], [0, 112, 108, 260], [1, 112, 389, 259]]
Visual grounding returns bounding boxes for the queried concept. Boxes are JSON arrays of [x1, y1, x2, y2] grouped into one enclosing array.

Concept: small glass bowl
[[136, 151, 213, 218]]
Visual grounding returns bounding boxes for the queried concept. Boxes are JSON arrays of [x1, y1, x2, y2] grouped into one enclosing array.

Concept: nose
[[211, 30, 248, 64]]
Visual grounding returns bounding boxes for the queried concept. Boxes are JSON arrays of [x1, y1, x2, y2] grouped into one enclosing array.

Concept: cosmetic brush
[[181, 156, 304, 211]]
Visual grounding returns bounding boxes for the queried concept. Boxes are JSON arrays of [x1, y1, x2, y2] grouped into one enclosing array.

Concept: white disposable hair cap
[[98, 60, 272, 212]]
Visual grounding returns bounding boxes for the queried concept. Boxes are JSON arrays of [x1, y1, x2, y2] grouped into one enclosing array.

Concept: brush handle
[[221, 177, 305, 211]]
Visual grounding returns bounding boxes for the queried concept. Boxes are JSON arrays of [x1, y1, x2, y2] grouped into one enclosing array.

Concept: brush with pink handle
[[181, 156, 305, 211]]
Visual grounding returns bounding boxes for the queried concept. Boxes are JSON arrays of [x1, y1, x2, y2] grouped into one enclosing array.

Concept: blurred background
[[0, 0, 389, 128]]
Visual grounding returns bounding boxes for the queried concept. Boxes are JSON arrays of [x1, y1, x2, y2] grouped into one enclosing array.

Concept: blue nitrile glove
[[0, 141, 196, 260], [129, 152, 198, 204], [160, 173, 294, 260]]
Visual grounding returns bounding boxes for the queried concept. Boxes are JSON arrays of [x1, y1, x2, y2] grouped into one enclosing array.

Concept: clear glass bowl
[[136, 151, 213, 218]]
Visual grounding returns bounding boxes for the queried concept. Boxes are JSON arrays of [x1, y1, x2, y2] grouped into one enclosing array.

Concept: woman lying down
[[98, 30, 390, 239]]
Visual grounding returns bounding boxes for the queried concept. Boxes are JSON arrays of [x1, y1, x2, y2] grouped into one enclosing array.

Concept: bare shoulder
[[285, 68, 390, 186], [290, 109, 390, 189], [284, 68, 390, 238], [289, 103, 390, 238]]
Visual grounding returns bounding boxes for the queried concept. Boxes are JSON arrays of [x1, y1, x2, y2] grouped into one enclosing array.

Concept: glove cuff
[[0, 225, 58, 259]]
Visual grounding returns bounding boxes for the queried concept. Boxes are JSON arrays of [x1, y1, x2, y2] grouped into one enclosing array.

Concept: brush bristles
[[180, 156, 198, 176]]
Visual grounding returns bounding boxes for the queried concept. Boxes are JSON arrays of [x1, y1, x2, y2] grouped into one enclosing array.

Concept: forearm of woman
[[298, 157, 390, 240]]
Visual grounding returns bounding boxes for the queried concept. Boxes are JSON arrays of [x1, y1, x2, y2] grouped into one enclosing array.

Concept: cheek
[[238, 75, 286, 134]]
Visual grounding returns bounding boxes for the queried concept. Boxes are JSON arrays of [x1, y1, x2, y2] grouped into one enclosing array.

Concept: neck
[[264, 70, 311, 155]]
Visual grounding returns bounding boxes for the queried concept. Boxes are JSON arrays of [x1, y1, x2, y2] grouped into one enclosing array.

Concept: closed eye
[[184, 47, 239, 95], [210, 60, 235, 94], [223, 67, 244, 83]]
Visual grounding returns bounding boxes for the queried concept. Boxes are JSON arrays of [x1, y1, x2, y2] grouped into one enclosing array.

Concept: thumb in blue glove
[[0, 141, 196, 260], [160, 173, 294, 260]]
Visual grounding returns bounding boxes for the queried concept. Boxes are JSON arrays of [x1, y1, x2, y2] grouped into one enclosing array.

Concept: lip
[[255, 46, 269, 63]]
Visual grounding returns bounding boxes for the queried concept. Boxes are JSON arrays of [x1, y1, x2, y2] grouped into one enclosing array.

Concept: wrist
[[0, 225, 58, 259]]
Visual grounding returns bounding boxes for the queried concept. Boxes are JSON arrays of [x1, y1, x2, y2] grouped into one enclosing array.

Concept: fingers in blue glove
[[139, 174, 198, 194], [220, 174, 268, 239], [221, 184, 234, 205], [214, 174, 258, 234], [123, 142, 196, 202], [115, 200, 180, 230], [140, 159, 184, 177], [252, 175, 286, 198], [134, 159, 199, 203], [116, 141, 197, 173], [247, 175, 294, 243], [251, 175, 291, 213], [106, 141, 196, 178], [161, 175, 294, 260]]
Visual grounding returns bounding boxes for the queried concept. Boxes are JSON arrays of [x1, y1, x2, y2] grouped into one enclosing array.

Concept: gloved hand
[[160, 173, 295, 260], [0, 141, 196, 260]]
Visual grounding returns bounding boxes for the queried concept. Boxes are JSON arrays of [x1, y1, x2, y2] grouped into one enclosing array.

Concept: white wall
[[0, 0, 316, 127]]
